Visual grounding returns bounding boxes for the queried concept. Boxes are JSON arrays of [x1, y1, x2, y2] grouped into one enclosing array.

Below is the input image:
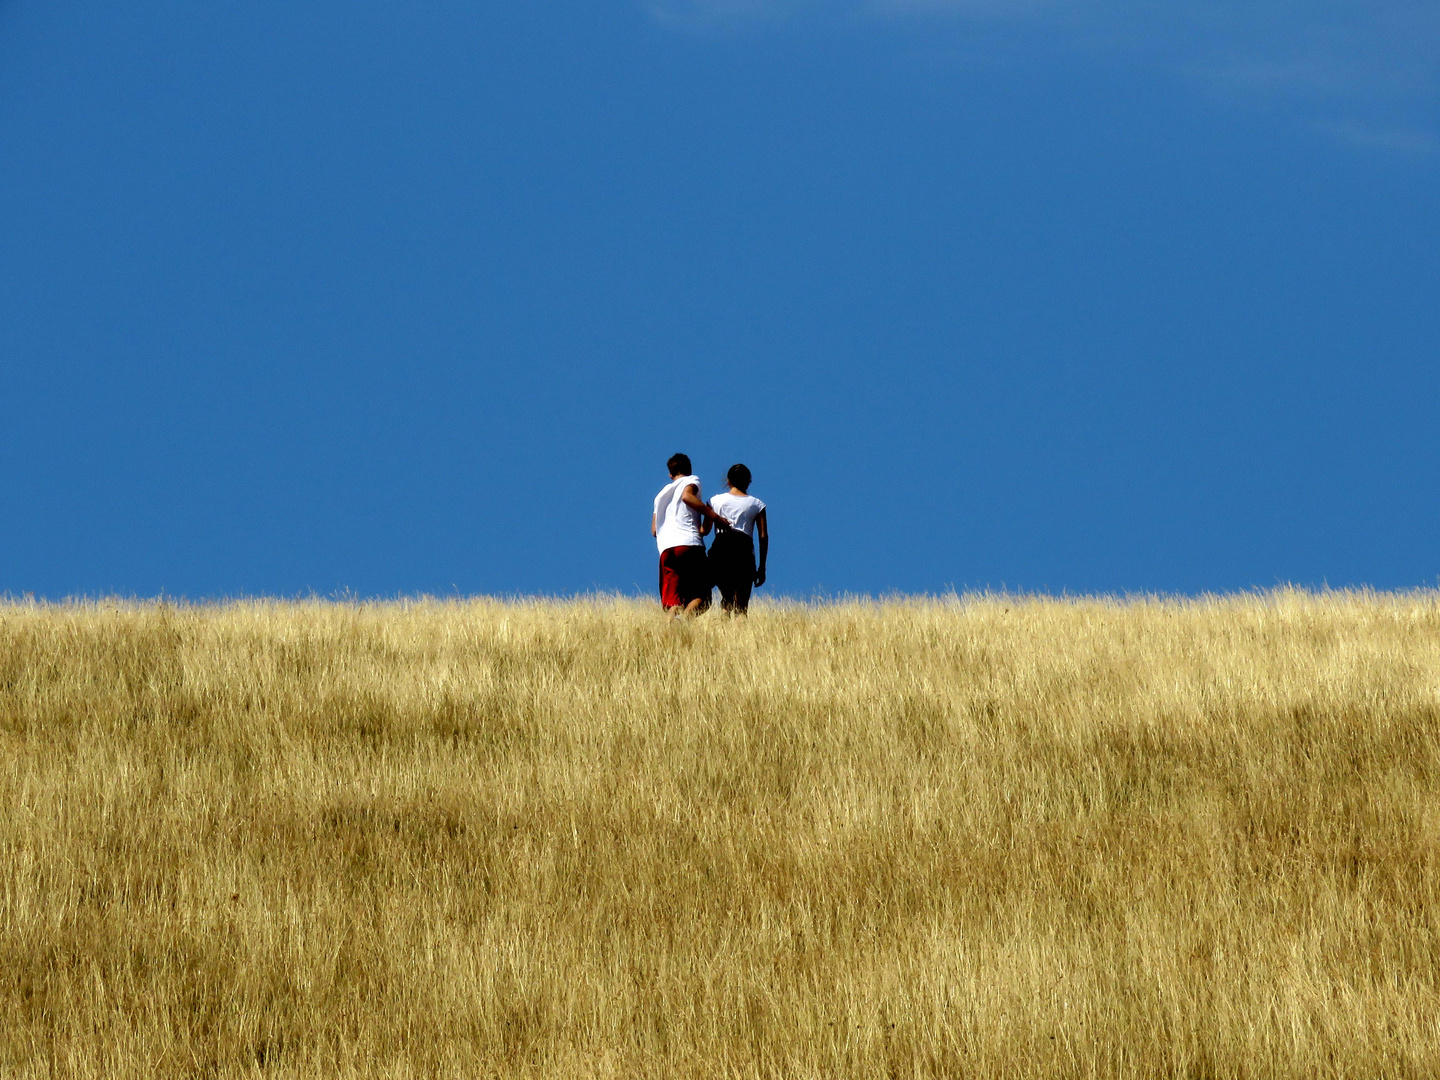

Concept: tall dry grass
[[0, 592, 1438, 1077]]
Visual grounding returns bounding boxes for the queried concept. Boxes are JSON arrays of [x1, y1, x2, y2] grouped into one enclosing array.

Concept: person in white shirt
[[705, 463, 767, 614], [651, 452, 729, 614]]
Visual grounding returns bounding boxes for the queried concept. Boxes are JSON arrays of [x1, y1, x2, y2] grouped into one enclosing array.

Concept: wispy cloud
[[649, 0, 1440, 147]]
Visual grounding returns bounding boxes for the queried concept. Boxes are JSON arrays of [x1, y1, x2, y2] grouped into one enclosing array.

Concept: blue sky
[[0, 0, 1436, 599]]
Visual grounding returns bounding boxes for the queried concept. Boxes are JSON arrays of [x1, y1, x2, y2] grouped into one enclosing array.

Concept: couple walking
[[651, 453, 768, 615]]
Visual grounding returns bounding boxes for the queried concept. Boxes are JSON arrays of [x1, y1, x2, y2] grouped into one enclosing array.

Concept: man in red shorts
[[651, 453, 728, 614]]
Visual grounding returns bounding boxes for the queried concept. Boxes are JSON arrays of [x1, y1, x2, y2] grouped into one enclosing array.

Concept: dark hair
[[726, 463, 752, 492], [667, 453, 692, 476]]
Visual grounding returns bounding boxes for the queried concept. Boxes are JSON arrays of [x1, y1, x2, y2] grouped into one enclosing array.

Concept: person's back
[[707, 463, 767, 614], [709, 490, 765, 539], [654, 474, 703, 552]]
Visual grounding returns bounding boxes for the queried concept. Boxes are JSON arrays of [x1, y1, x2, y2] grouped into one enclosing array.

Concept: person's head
[[726, 463, 752, 493], [667, 453, 692, 478]]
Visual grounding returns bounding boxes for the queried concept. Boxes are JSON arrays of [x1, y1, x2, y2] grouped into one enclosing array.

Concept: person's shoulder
[[751, 495, 766, 511]]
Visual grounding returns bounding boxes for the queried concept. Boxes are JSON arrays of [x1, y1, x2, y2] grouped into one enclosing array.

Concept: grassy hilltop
[[1, 593, 1438, 1078]]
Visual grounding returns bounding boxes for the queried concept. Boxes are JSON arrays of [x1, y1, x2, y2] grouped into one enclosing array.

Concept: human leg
[[729, 576, 753, 614], [658, 548, 686, 610], [677, 545, 711, 615]]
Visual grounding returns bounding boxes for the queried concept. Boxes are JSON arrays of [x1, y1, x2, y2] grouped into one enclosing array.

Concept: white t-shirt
[[653, 475, 704, 553], [709, 492, 766, 538]]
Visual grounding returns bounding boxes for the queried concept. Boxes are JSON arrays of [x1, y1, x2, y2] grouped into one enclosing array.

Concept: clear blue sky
[[1, 0, 1436, 599]]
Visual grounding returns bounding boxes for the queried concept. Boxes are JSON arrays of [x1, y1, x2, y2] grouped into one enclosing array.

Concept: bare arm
[[651, 512, 657, 538], [680, 484, 728, 531], [754, 508, 768, 587]]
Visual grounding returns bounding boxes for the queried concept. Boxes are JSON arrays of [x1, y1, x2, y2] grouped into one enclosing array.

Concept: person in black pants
[[704, 463, 768, 614]]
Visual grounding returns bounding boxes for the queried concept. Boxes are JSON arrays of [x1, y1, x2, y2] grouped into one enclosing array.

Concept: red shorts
[[659, 545, 710, 609]]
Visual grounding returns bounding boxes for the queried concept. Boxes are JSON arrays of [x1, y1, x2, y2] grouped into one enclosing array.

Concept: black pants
[[708, 531, 756, 613]]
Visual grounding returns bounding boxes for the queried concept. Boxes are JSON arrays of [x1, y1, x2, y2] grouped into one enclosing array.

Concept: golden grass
[[1, 592, 1438, 1078]]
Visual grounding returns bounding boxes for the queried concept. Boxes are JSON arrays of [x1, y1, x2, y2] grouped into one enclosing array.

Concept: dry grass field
[[1, 592, 1438, 1078]]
